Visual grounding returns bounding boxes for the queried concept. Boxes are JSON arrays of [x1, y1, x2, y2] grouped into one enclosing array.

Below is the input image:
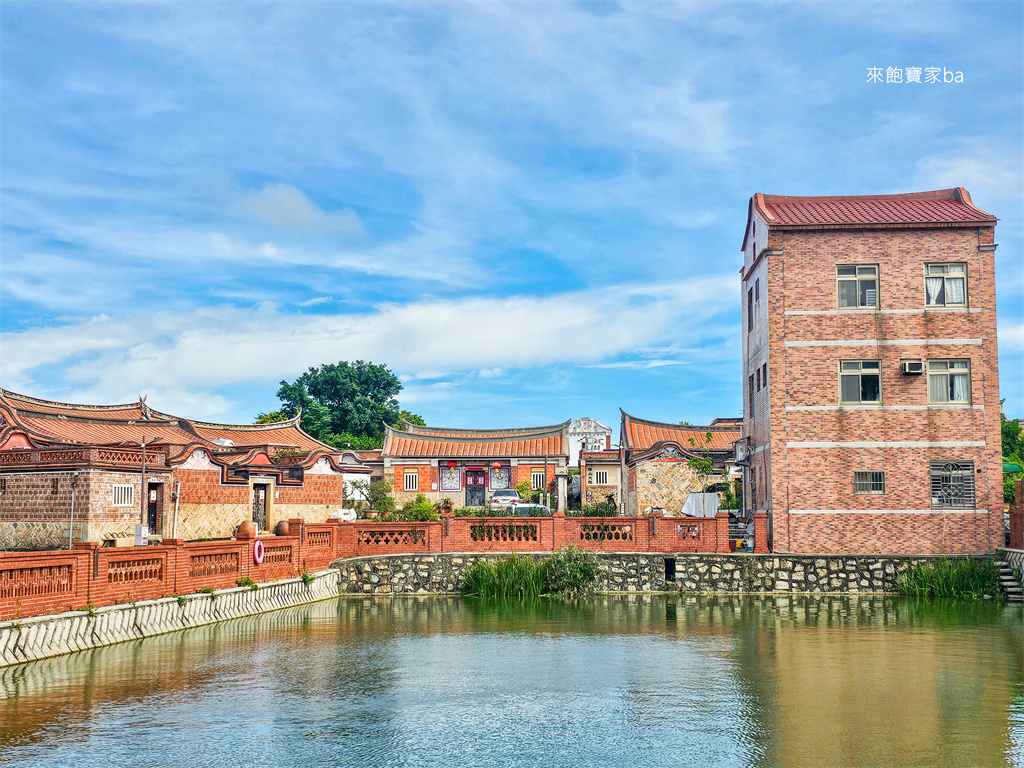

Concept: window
[[755, 278, 760, 302], [930, 461, 975, 509], [531, 470, 546, 491], [112, 484, 134, 507], [595, 470, 609, 485], [747, 288, 754, 331], [854, 471, 886, 494], [928, 360, 971, 403], [925, 263, 967, 307], [748, 374, 755, 418], [403, 470, 418, 491], [762, 362, 768, 388], [756, 368, 761, 391], [839, 360, 881, 404], [837, 264, 878, 309]]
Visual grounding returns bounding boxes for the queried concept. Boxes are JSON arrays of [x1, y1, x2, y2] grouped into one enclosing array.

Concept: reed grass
[[895, 557, 1003, 600], [461, 547, 601, 599]]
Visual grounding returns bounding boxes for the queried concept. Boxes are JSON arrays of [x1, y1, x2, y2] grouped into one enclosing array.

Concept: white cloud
[[999, 322, 1024, 354], [0, 275, 737, 418], [231, 184, 366, 236]]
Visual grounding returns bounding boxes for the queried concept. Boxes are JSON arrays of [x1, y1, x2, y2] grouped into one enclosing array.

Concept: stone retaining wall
[[0, 569, 341, 668], [332, 552, 955, 595]]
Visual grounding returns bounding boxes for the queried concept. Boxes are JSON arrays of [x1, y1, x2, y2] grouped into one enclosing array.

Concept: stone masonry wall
[[332, 552, 953, 595]]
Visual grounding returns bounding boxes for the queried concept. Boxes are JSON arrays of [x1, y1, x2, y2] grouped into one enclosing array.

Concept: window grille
[[112, 484, 134, 507], [837, 264, 878, 309], [531, 470, 546, 490], [854, 471, 886, 494], [929, 461, 975, 509], [595, 470, 608, 485], [403, 471, 418, 492]]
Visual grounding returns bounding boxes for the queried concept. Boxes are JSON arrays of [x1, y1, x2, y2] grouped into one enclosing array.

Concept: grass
[[895, 557, 1003, 600], [300, 570, 314, 585], [236, 576, 259, 591], [461, 547, 601, 599], [197, 587, 215, 594]]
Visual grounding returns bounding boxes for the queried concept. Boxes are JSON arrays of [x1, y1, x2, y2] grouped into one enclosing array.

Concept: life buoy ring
[[253, 539, 265, 565]]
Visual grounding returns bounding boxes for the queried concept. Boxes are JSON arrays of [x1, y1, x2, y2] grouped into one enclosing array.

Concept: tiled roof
[[400, 421, 570, 438], [620, 411, 739, 453], [0, 389, 153, 420], [384, 422, 569, 458], [750, 188, 995, 229], [188, 422, 330, 452], [14, 416, 198, 447]]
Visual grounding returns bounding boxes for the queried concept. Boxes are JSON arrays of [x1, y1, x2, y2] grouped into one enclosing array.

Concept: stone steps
[[998, 564, 1023, 601]]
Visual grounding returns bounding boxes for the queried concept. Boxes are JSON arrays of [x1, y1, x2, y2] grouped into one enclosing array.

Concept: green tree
[[1002, 412, 1023, 504], [254, 410, 288, 424], [687, 432, 715, 517], [400, 410, 427, 426]]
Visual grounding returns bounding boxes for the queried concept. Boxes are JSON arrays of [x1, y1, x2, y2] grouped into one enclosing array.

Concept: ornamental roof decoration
[[383, 420, 570, 458], [742, 187, 996, 251], [567, 417, 612, 435], [0, 388, 338, 470], [619, 411, 740, 467]]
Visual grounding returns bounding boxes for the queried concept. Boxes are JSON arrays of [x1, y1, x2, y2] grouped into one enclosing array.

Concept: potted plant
[[435, 498, 453, 513]]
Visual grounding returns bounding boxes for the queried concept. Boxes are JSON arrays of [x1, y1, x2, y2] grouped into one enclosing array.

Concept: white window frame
[[927, 359, 971, 404], [854, 471, 886, 494], [595, 470, 609, 485], [112, 484, 134, 507], [403, 470, 419, 492], [837, 264, 879, 310], [924, 263, 967, 308], [531, 470, 546, 491], [839, 360, 882, 405]]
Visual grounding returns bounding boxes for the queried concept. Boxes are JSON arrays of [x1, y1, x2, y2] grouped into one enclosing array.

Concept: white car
[[487, 490, 522, 511]]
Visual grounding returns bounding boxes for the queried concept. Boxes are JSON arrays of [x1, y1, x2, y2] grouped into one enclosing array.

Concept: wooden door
[[253, 484, 268, 530], [466, 471, 485, 507], [146, 484, 159, 533]]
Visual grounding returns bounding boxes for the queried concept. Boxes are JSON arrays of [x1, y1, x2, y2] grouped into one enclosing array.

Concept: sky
[[1, 1, 1022, 439]]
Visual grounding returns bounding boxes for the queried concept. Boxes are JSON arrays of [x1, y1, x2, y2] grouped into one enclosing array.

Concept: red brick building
[[739, 188, 1002, 554], [0, 390, 368, 548], [381, 421, 570, 510]]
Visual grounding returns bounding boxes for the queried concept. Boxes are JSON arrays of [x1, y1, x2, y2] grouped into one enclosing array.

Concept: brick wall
[[744, 221, 1002, 554]]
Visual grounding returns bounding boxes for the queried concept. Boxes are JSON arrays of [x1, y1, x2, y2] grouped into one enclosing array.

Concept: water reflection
[[0, 595, 1020, 768]]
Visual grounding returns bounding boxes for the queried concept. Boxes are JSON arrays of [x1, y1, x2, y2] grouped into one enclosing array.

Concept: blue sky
[[1, 1, 1021, 437]]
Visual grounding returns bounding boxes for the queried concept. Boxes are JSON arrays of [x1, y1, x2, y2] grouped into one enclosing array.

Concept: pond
[[1, 595, 1021, 767]]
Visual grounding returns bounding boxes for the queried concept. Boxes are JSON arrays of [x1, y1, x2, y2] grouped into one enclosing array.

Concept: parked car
[[487, 489, 521, 511], [513, 503, 551, 517]]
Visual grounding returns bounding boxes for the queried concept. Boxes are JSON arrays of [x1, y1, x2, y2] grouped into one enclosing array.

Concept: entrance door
[[253, 484, 268, 530], [466, 471, 486, 507], [146, 484, 159, 533]]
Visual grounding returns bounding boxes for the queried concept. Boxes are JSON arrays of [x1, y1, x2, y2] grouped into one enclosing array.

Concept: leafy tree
[[687, 432, 715, 517], [1003, 412, 1023, 504], [400, 410, 427, 426], [349, 479, 396, 515], [262, 360, 425, 448]]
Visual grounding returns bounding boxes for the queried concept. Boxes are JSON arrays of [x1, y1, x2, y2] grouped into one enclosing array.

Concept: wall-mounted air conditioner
[[900, 360, 924, 375]]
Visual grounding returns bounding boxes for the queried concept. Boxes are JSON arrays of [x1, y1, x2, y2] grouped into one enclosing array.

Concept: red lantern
[[491, 462, 501, 470], [447, 461, 457, 469]]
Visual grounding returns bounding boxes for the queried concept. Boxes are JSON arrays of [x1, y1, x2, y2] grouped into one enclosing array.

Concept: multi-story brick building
[[739, 188, 1001, 554], [381, 421, 570, 510], [0, 389, 368, 548]]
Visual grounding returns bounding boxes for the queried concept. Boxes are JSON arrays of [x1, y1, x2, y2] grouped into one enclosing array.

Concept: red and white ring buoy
[[253, 539, 265, 565]]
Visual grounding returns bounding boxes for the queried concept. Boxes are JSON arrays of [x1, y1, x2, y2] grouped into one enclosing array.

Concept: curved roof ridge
[[0, 388, 150, 413], [619, 410, 736, 432], [186, 415, 302, 431], [400, 419, 571, 436], [385, 422, 569, 445]]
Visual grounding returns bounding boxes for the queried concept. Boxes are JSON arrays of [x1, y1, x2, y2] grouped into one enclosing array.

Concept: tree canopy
[[258, 360, 423, 449]]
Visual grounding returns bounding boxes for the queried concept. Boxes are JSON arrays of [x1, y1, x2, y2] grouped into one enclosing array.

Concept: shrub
[[896, 557, 1003, 600], [236, 576, 259, 591], [568, 501, 618, 517], [198, 587, 215, 595], [401, 493, 439, 522], [300, 570, 314, 585], [543, 546, 601, 598], [175, 594, 187, 607]]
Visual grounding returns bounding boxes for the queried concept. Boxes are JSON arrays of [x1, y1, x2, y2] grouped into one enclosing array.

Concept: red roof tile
[[750, 188, 995, 229], [620, 412, 739, 453], [384, 423, 569, 458]]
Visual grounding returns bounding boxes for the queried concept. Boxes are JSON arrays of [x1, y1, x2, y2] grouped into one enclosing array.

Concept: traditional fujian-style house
[[381, 421, 571, 511], [619, 411, 741, 516], [0, 390, 368, 549], [579, 449, 622, 510]]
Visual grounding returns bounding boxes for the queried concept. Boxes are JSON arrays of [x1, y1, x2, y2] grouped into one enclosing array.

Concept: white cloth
[[680, 493, 720, 518]]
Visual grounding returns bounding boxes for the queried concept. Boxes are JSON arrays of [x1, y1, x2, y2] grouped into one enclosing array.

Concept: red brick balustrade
[[0, 511, 763, 620]]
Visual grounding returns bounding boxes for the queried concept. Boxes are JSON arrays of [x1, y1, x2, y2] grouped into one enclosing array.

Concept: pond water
[[1, 595, 1021, 768]]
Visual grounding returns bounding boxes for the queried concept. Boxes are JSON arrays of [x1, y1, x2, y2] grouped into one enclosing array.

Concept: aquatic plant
[[895, 557, 1003, 600], [461, 547, 601, 599]]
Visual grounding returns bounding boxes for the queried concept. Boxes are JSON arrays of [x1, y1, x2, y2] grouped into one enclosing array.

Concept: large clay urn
[[236, 520, 256, 539], [275, 520, 291, 537]]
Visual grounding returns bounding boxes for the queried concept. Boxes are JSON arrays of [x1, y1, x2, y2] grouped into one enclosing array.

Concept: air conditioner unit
[[900, 360, 924, 375]]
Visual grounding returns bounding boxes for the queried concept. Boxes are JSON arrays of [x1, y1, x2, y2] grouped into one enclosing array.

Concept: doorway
[[146, 483, 160, 534], [466, 471, 486, 507], [253, 484, 269, 531]]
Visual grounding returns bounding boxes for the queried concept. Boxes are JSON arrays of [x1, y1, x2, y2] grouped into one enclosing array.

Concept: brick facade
[[740, 189, 1002, 554]]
